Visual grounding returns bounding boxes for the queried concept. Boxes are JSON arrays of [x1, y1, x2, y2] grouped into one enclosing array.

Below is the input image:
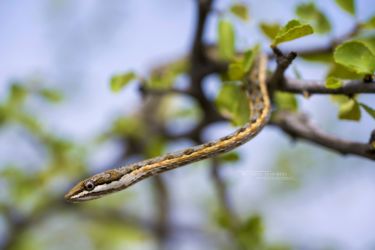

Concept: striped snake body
[[65, 54, 270, 202]]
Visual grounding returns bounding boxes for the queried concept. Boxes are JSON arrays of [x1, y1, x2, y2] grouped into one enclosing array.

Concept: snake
[[65, 54, 270, 202]]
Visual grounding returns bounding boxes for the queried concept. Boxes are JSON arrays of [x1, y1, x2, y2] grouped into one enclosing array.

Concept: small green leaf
[[335, 0, 355, 16], [359, 103, 375, 119], [295, 2, 331, 34], [145, 137, 166, 158], [230, 4, 249, 21], [218, 19, 235, 60], [330, 94, 350, 104], [259, 22, 281, 40], [219, 152, 240, 163], [315, 13, 331, 34], [110, 71, 137, 92], [215, 209, 232, 229], [338, 99, 361, 121], [363, 16, 375, 29], [334, 41, 375, 75], [274, 92, 298, 112], [325, 77, 343, 89], [243, 44, 260, 72], [216, 82, 249, 126], [16, 113, 43, 134], [0, 105, 7, 125], [272, 19, 314, 47], [237, 215, 264, 249], [111, 117, 144, 138], [147, 60, 187, 90], [228, 63, 245, 80], [295, 2, 316, 19], [39, 88, 63, 102], [9, 84, 27, 105]]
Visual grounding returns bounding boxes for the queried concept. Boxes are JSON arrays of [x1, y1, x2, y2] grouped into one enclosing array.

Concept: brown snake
[[65, 54, 270, 202]]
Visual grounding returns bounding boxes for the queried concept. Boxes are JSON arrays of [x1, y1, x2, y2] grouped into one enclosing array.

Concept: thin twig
[[153, 176, 170, 250], [191, 0, 213, 63], [269, 47, 297, 93], [210, 159, 244, 250]]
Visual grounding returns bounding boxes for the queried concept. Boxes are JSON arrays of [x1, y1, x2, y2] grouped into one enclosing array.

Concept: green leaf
[[272, 19, 314, 47], [295, 2, 331, 34], [236, 215, 264, 249], [216, 82, 249, 126], [363, 15, 375, 29], [110, 71, 137, 92], [145, 137, 166, 158], [0, 105, 7, 125], [295, 2, 316, 19], [327, 63, 363, 79], [215, 208, 232, 229], [334, 41, 375, 75], [16, 113, 43, 134], [147, 59, 187, 90], [274, 92, 298, 112], [259, 22, 281, 40], [325, 77, 343, 89], [228, 63, 245, 80], [330, 94, 350, 104], [219, 152, 240, 163], [218, 19, 235, 60], [9, 84, 27, 105], [357, 36, 375, 55], [301, 51, 333, 63], [338, 99, 361, 121], [335, 0, 355, 16], [111, 117, 144, 138], [315, 13, 331, 34], [243, 44, 260, 72], [359, 103, 375, 119], [230, 4, 249, 21], [39, 88, 63, 102]]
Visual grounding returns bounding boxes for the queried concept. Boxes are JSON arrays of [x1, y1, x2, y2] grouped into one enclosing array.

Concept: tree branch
[[191, 0, 213, 63], [269, 47, 297, 91], [278, 79, 375, 95], [271, 111, 375, 160], [153, 175, 171, 250], [210, 159, 244, 250], [210, 159, 239, 224], [139, 85, 194, 97]]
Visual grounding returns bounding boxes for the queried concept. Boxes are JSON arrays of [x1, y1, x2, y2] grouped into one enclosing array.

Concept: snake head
[[64, 170, 124, 202]]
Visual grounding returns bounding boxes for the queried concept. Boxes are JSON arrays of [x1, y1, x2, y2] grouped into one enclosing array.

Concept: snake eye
[[84, 180, 95, 191]]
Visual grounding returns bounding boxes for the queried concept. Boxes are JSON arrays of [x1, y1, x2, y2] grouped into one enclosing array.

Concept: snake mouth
[[64, 182, 85, 202]]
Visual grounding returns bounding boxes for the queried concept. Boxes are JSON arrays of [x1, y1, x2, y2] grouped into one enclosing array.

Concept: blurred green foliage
[[295, 2, 331, 34]]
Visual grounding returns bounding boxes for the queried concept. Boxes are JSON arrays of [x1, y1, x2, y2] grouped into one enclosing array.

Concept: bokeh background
[[1, 0, 375, 249]]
